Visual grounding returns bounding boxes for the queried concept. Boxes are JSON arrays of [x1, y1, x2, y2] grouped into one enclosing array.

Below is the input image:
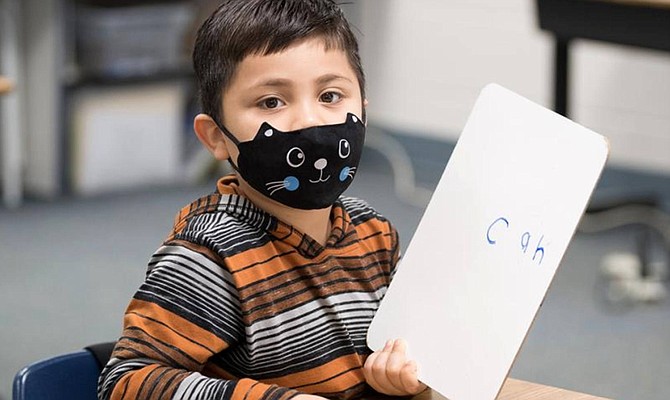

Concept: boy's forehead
[[230, 38, 357, 90]]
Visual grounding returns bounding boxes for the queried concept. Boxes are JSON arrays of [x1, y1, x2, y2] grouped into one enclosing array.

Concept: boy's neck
[[275, 206, 333, 246], [236, 178, 333, 245]]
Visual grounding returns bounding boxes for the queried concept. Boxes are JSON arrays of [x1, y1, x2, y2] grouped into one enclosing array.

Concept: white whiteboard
[[367, 84, 609, 400]]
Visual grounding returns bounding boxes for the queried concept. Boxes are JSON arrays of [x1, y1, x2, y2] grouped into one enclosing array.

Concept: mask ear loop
[[216, 122, 242, 173]]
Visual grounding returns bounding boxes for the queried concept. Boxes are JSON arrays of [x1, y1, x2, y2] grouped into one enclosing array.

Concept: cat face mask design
[[220, 113, 365, 210]]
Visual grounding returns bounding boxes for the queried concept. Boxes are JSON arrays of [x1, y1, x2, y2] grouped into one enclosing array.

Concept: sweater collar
[[216, 175, 352, 258]]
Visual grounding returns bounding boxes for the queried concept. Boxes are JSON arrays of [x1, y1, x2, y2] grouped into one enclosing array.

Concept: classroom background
[[1, 0, 669, 399]]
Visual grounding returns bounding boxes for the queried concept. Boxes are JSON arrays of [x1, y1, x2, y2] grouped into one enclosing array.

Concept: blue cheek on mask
[[284, 176, 299, 191], [339, 167, 350, 182]]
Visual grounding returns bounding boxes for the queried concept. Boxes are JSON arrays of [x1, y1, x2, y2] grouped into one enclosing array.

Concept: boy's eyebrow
[[316, 73, 353, 85], [255, 78, 292, 88], [252, 74, 353, 89]]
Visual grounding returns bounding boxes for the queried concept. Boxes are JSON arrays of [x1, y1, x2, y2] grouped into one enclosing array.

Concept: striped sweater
[[98, 175, 400, 400]]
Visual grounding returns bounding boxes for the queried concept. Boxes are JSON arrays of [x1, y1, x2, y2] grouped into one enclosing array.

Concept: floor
[[1, 128, 669, 399]]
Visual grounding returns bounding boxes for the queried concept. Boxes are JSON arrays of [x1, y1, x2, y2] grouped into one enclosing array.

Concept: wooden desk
[[536, 0, 670, 116], [362, 378, 609, 400], [495, 379, 609, 399]]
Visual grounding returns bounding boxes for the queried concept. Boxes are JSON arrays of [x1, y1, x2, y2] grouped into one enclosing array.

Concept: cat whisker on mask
[[266, 177, 299, 190], [265, 181, 286, 190], [268, 186, 286, 195], [266, 182, 288, 195], [266, 177, 300, 195]]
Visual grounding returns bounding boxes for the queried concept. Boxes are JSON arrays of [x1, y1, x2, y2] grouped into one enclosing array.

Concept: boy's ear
[[363, 98, 369, 125], [193, 114, 230, 161]]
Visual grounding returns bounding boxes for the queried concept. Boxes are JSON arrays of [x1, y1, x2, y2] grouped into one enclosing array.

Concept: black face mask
[[220, 113, 365, 210]]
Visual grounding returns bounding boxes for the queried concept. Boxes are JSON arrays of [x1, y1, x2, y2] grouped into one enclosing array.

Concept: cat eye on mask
[[219, 113, 365, 210]]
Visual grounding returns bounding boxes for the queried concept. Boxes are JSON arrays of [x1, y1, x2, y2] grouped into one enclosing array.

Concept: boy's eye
[[320, 91, 342, 104], [260, 97, 284, 109]]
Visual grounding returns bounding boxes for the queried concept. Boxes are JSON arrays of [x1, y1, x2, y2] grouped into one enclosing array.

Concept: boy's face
[[220, 37, 365, 164]]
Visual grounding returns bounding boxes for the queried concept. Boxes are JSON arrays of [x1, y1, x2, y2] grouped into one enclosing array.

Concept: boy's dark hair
[[193, 0, 366, 127]]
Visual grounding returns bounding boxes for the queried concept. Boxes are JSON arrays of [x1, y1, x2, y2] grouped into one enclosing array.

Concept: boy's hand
[[293, 395, 328, 400], [363, 339, 428, 396]]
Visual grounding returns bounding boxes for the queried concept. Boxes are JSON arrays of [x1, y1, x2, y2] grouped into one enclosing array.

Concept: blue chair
[[13, 342, 115, 400]]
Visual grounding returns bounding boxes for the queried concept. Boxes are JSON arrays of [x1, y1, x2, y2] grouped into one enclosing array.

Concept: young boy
[[98, 1, 426, 399]]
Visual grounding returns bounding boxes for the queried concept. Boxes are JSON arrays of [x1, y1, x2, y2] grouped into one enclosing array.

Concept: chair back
[[13, 343, 115, 400]]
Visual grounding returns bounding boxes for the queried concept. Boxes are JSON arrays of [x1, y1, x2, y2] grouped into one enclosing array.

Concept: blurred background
[[1, 0, 669, 399]]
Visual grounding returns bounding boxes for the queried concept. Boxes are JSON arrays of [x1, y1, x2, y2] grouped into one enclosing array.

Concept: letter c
[[487, 217, 509, 245]]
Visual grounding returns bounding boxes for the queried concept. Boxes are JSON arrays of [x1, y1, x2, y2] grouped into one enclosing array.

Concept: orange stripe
[[298, 369, 364, 394], [232, 378, 275, 400], [229, 242, 303, 282], [268, 353, 365, 389], [232, 232, 390, 290], [127, 299, 228, 362], [111, 364, 162, 400], [354, 225, 391, 247]]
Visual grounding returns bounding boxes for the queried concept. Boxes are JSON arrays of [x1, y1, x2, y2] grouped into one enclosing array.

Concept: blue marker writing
[[486, 217, 509, 244], [486, 216, 546, 265]]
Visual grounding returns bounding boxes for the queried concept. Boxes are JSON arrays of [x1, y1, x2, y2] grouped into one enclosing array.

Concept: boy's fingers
[[366, 346, 402, 396], [363, 351, 380, 380], [362, 362, 379, 392], [384, 340, 408, 393], [363, 351, 377, 373], [392, 338, 407, 354], [363, 352, 385, 393], [399, 361, 427, 395], [365, 350, 392, 393], [366, 363, 402, 395], [364, 340, 421, 396], [371, 350, 392, 388]]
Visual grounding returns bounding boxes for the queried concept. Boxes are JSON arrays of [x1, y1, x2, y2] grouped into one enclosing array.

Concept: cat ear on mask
[[346, 112, 364, 126], [256, 123, 278, 141]]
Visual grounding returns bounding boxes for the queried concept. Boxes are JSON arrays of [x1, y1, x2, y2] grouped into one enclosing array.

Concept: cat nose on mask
[[314, 158, 327, 171]]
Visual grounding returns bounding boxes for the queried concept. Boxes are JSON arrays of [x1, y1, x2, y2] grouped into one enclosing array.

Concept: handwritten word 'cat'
[[486, 217, 545, 265]]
